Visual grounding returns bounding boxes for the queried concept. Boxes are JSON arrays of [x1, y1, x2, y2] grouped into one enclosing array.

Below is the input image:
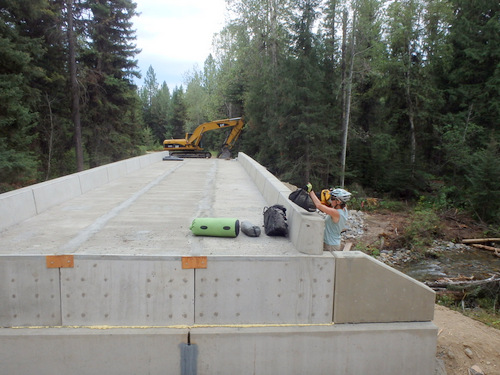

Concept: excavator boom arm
[[187, 117, 244, 147], [221, 120, 245, 149]]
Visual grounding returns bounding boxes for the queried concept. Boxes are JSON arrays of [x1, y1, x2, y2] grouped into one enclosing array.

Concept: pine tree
[[0, 1, 44, 189], [151, 82, 171, 142], [80, 0, 141, 167], [170, 87, 186, 139], [467, 139, 500, 224], [139, 66, 170, 143], [445, 0, 499, 142], [344, 0, 386, 188], [278, 0, 332, 185]]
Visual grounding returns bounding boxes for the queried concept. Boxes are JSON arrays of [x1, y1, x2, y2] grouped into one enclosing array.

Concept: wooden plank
[[342, 242, 353, 252]]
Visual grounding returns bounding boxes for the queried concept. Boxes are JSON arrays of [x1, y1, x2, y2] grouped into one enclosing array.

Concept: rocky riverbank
[[342, 210, 500, 282]]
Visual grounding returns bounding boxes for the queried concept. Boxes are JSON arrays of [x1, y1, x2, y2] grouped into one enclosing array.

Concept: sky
[[132, 0, 228, 90]]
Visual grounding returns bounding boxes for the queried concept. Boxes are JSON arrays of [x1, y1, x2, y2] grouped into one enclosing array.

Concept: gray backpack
[[263, 205, 288, 236]]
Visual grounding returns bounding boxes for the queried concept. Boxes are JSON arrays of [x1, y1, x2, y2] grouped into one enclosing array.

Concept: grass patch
[[437, 293, 500, 330]]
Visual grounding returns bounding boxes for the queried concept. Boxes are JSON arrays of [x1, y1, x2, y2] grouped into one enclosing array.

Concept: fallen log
[[462, 238, 500, 244], [470, 243, 499, 252], [425, 274, 500, 289]]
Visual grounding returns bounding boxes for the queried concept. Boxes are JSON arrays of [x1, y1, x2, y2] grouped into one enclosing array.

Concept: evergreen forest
[[1, 0, 499, 225]]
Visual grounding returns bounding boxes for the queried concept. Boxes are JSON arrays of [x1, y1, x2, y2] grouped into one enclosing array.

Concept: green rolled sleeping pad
[[190, 218, 240, 237]]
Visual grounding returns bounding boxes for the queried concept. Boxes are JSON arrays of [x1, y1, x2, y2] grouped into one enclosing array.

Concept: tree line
[[1, 0, 144, 188], [1, 0, 499, 225]]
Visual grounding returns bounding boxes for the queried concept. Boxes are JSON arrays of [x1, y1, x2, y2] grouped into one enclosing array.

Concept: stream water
[[394, 246, 500, 282], [346, 212, 500, 283]]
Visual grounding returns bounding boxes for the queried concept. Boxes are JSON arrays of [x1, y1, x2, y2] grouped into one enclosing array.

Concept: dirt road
[[434, 304, 500, 374]]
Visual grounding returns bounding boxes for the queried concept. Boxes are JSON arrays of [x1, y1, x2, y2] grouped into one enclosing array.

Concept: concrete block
[[262, 173, 290, 204], [106, 159, 129, 181], [0, 327, 187, 375], [0, 187, 37, 231], [192, 322, 438, 375], [252, 165, 268, 194], [139, 153, 153, 168], [276, 191, 324, 255], [237, 151, 250, 169], [78, 165, 109, 193], [194, 256, 334, 324], [275, 195, 305, 250], [293, 213, 325, 255], [238, 152, 267, 191], [60, 256, 195, 326], [0, 256, 61, 327], [125, 156, 143, 173], [333, 251, 436, 323], [143, 151, 167, 165], [32, 175, 82, 214]]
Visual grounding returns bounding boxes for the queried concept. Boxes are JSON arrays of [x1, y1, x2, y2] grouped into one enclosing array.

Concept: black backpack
[[263, 205, 288, 236], [288, 188, 316, 212]]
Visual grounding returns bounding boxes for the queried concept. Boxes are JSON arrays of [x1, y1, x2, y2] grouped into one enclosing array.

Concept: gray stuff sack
[[241, 220, 261, 237]]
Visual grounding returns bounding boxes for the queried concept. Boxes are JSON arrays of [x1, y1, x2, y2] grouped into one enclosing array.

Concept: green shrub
[[378, 199, 407, 212], [402, 208, 443, 251]]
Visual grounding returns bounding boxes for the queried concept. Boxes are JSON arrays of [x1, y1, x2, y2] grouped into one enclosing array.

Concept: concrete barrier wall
[[0, 256, 62, 327], [32, 174, 83, 213], [0, 188, 37, 230], [60, 256, 194, 327], [194, 255, 334, 325], [0, 252, 434, 328], [333, 251, 435, 323], [0, 254, 334, 327], [0, 152, 167, 231], [78, 164, 110, 194], [238, 152, 324, 255], [0, 255, 194, 328]]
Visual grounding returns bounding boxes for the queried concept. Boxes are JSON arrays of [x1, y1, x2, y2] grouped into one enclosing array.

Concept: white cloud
[[133, 0, 227, 89]]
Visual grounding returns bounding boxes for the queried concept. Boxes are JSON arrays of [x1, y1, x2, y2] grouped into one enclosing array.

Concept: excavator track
[[169, 151, 212, 159]]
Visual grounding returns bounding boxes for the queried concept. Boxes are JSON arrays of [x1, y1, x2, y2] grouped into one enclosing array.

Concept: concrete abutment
[[0, 152, 436, 374]]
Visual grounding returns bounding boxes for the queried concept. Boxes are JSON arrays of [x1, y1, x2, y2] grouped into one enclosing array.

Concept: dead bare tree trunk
[[339, 8, 348, 187], [67, 0, 84, 172], [45, 93, 54, 180], [405, 43, 416, 172], [340, 9, 356, 188]]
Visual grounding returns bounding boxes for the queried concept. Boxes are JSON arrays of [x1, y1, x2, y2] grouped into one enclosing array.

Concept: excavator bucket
[[218, 146, 232, 159]]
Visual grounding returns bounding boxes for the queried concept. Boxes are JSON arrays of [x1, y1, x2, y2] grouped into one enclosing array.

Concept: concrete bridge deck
[[0, 152, 438, 375], [0, 157, 293, 257]]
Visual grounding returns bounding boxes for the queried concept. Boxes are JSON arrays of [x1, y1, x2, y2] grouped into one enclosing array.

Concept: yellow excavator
[[163, 117, 244, 159]]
